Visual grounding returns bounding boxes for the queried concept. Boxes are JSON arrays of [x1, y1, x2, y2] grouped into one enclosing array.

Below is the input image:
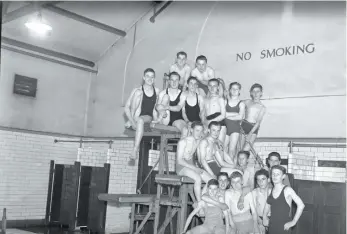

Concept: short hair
[[268, 152, 281, 161], [196, 55, 207, 63], [229, 82, 242, 90], [169, 71, 181, 80], [238, 150, 251, 159], [230, 171, 243, 180], [187, 76, 198, 84], [271, 165, 287, 175], [177, 51, 187, 58], [255, 168, 270, 179], [144, 68, 155, 75], [208, 78, 220, 86], [217, 172, 229, 180], [208, 121, 221, 129], [191, 121, 204, 129], [207, 179, 219, 187], [250, 83, 263, 92]]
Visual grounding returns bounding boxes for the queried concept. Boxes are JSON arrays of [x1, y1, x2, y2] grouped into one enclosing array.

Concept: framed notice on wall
[[13, 74, 38, 98]]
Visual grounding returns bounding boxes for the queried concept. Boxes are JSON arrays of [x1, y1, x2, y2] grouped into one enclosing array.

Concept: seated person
[[234, 151, 257, 190], [190, 55, 215, 97], [225, 172, 260, 234], [240, 83, 266, 151], [168, 51, 191, 90], [124, 68, 160, 165], [176, 122, 214, 202], [156, 72, 188, 137], [182, 179, 231, 234], [266, 152, 292, 187], [197, 121, 235, 178], [224, 82, 246, 163], [251, 169, 272, 234], [182, 76, 205, 136], [263, 166, 305, 234], [204, 78, 227, 144]]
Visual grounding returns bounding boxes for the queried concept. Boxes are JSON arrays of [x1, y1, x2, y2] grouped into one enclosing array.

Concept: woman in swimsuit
[[224, 82, 245, 163]]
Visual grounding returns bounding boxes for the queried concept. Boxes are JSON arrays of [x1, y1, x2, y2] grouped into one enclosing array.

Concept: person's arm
[[223, 210, 231, 234], [198, 96, 206, 123], [249, 105, 266, 135], [168, 92, 186, 112], [198, 140, 215, 177], [152, 87, 161, 120], [182, 202, 202, 233], [201, 194, 228, 210], [227, 102, 246, 120], [155, 91, 166, 111], [214, 142, 234, 168], [262, 202, 271, 227], [209, 97, 226, 122], [284, 187, 305, 230], [182, 101, 189, 122], [248, 193, 261, 233], [124, 88, 141, 125], [177, 140, 202, 173]]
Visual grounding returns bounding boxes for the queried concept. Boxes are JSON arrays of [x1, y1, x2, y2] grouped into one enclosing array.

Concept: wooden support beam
[[43, 5, 126, 37]]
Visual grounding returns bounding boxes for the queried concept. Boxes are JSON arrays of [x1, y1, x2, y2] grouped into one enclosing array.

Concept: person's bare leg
[[240, 132, 246, 150], [243, 133, 258, 164], [173, 120, 188, 138], [186, 224, 210, 234], [125, 91, 142, 128], [218, 126, 227, 146], [229, 133, 240, 164], [224, 135, 230, 155], [220, 167, 242, 177], [179, 168, 203, 202], [129, 115, 152, 166]]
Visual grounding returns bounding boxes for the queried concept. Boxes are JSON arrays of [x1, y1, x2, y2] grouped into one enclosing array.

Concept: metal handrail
[[288, 141, 346, 153]]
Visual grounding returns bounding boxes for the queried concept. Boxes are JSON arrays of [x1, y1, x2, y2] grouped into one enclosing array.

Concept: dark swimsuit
[[206, 112, 226, 126], [196, 79, 209, 95], [185, 93, 201, 122], [241, 119, 259, 135], [167, 89, 183, 126], [139, 85, 156, 117], [225, 100, 241, 136]]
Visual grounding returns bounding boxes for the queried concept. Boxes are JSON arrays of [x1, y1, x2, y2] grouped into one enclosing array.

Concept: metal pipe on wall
[[54, 139, 113, 144], [149, 1, 173, 23], [288, 142, 346, 148]]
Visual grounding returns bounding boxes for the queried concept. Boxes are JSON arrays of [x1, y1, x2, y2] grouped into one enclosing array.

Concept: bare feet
[[128, 148, 139, 166]]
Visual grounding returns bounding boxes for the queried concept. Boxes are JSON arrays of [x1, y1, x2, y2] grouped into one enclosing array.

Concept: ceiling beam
[[2, 1, 11, 17], [43, 5, 126, 37], [150, 1, 173, 23], [2, 1, 59, 24], [2, 36, 95, 67]]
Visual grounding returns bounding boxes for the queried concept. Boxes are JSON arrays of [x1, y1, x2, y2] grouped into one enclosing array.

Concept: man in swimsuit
[[176, 121, 214, 202], [225, 171, 260, 234], [240, 83, 266, 152], [225, 82, 246, 163], [190, 55, 215, 97], [266, 152, 292, 187], [251, 169, 272, 234], [204, 78, 227, 144], [182, 76, 205, 137], [156, 72, 188, 136], [167, 51, 191, 90], [263, 166, 305, 234], [198, 121, 235, 178], [124, 68, 160, 165], [182, 179, 231, 234]]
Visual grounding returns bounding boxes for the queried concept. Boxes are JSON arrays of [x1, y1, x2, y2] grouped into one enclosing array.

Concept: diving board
[[124, 123, 181, 138]]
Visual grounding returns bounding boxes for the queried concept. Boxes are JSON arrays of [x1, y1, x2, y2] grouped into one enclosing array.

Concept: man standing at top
[[168, 51, 191, 90], [124, 68, 160, 165], [191, 55, 215, 97]]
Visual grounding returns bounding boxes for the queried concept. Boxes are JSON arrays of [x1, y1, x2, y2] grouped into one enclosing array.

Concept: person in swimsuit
[[263, 166, 305, 234], [224, 82, 246, 163], [156, 72, 188, 136], [182, 76, 205, 137], [183, 179, 231, 234], [124, 68, 160, 165], [167, 51, 191, 90], [176, 122, 214, 202], [240, 84, 266, 151], [204, 78, 227, 144], [225, 171, 260, 234], [251, 169, 272, 234], [197, 121, 235, 178], [190, 55, 215, 97], [266, 152, 291, 187]]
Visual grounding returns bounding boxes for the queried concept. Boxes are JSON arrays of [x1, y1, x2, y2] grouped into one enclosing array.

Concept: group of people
[[124, 51, 305, 234]]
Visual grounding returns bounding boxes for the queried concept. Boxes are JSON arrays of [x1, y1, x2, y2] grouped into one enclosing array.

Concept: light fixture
[[25, 12, 52, 36]]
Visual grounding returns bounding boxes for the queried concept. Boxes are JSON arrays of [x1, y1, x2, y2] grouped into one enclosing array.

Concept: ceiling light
[[25, 13, 52, 36]]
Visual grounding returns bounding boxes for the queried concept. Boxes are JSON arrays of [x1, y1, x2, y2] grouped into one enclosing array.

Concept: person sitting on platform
[[197, 121, 235, 178], [190, 55, 215, 97], [266, 152, 292, 187], [182, 77, 205, 136], [155, 71, 188, 137], [263, 165, 305, 234], [224, 82, 246, 163], [240, 83, 266, 152], [225, 171, 260, 234], [182, 179, 231, 234], [124, 68, 160, 165], [251, 169, 272, 234], [176, 121, 214, 202], [168, 51, 191, 90]]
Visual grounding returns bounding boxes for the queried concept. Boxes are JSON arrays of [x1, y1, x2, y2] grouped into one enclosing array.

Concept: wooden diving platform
[[124, 123, 181, 138]]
